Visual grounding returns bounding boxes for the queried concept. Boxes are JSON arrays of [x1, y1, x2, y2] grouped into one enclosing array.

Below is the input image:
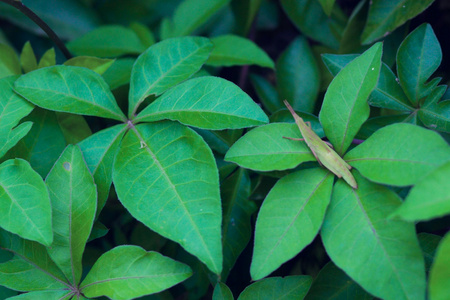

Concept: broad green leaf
[[276, 36, 319, 113], [319, 43, 382, 155], [221, 169, 256, 280], [128, 37, 213, 117], [225, 123, 315, 171], [113, 122, 223, 274], [321, 173, 426, 300], [231, 0, 263, 36], [163, 0, 230, 38], [361, 0, 435, 45], [7, 290, 72, 299], [344, 123, 450, 186], [251, 168, 333, 280], [64, 56, 115, 75], [78, 124, 127, 217], [55, 112, 92, 144], [80, 245, 192, 299], [419, 85, 450, 133], [304, 262, 373, 300], [45, 145, 97, 285], [194, 128, 242, 155], [318, 0, 335, 16], [238, 276, 312, 300], [418, 233, 441, 271], [0, 43, 20, 78], [37, 48, 56, 69], [20, 42, 37, 74], [102, 58, 135, 90], [135, 76, 269, 130], [0, 229, 67, 291], [67, 25, 146, 57], [0, 159, 52, 246], [391, 161, 450, 222], [213, 282, 234, 300], [250, 73, 281, 113], [429, 232, 450, 300], [14, 66, 127, 121], [397, 23, 441, 106], [280, 0, 345, 50], [207, 35, 274, 68], [7, 108, 66, 178]]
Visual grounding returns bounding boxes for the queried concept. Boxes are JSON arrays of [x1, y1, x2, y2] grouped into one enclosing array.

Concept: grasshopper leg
[[283, 136, 305, 141]]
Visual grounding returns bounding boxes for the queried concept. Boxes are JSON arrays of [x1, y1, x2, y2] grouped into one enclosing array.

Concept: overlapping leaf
[[419, 85, 450, 133], [55, 112, 92, 144], [213, 282, 234, 300], [238, 276, 312, 300], [429, 232, 450, 300], [20, 42, 37, 74], [0, 44, 20, 78], [64, 56, 115, 75], [7, 290, 72, 299]]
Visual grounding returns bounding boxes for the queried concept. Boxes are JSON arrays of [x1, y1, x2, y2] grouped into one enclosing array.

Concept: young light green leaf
[[391, 161, 450, 222], [251, 168, 333, 280], [429, 232, 450, 300], [225, 123, 316, 171], [45, 145, 97, 285], [6, 290, 72, 299], [277, 36, 319, 113], [129, 22, 155, 48], [344, 123, 450, 186], [213, 282, 234, 300], [135, 76, 269, 130], [129, 36, 213, 117], [238, 276, 312, 300], [0, 43, 20, 78], [56, 112, 92, 144], [321, 173, 426, 300], [319, 42, 382, 155], [37, 48, 56, 69], [64, 56, 115, 75], [0, 229, 67, 291], [0, 159, 53, 246], [80, 245, 192, 299], [20, 42, 37, 74], [67, 25, 146, 57], [361, 0, 435, 45], [14, 65, 127, 121], [304, 262, 373, 300], [206, 35, 274, 68], [113, 122, 223, 274], [78, 124, 127, 217], [221, 169, 256, 280], [250, 73, 281, 113], [397, 23, 441, 106]]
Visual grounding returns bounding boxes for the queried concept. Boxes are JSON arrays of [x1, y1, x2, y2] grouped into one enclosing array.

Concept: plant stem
[[0, 0, 72, 59]]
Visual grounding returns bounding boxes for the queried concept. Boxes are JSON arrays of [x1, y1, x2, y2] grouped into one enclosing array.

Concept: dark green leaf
[[231, 0, 263, 36], [418, 233, 441, 272], [429, 232, 450, 300], [419, 85, 450, 133], [276, 36, 320, 113], [80, 245, 192, 299], [251, 168, 333, 280], [319, 43, 382, 155], [357, 114, 410, 139], [0, 44, 20, 78], [0, 159, 53, 246], [321, 53, 358, 77], [55, 112, 92, 144], [344, 123, 450, 186], [135, 77, 269, 130], [250, 74, 281, 113], [102, 58, 135, 90], [321, 173, 426, 300], [318, 0, 335, 16], [113, 122, 223, 274], [338, 0, 367, 53], [64, 56, 115, 75], [238, 276, 312, 300], [6, 290, 72, 299], [213, 282, 234, 300], [20, 42, 37, 74], [14, 66, 127, 121]]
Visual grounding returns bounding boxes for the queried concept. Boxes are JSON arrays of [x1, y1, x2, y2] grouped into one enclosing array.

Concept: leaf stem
[[0, 0, 72, 59]]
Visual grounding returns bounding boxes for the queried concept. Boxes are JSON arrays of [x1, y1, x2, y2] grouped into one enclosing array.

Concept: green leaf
[[231, 0, 263, 36], [225, 123, 316, 171], [55, 112, 92, 144], [338, 0, 367, 53], [6, 290, 72, 299], [135, 76, 269, 130], [64, 56, 115, 75], [113, 122, 223, 274], [397, 23, 441, 106], [279, 0, 345, 50], [20, 42, 37, 74], [0, 44, 20, 78], [344, 123, 450, 186], [80, 245, 192, 299], [14, 66, 127, 122], [163, 0, 230, 38], [318, 0, 335, 16], [304, 262, 373, 300], [206, 35, 274, 68], [37, 48, 56, 69], [361, 0, 435, 45], [251, 168, 333, 280], [418, 233, 441, 272], [129, 22, 155, 49], [67, 25, 146, 57], [213, 282, 234, 300], [221, 169, 256, 280], [102, 58, 135, 90], [391, 161, 450, 222], [319, 42, 382, 155], [194, 128, 242, 155], [45, 145, 97, 285], [357, 114, 410, 139], [0, 122, 33, 160], [78, 124, 127, 217], [238, 276, 312, 300], [276, 36, 319, 113], [250, 74, 281, 114], [128, 37, 213, 117], [321, 173, 426, 300], [419, 85, 450, 133], [429, 232, 450, 300], [0, 159, 53, 246], [0, 229, 68, 291]]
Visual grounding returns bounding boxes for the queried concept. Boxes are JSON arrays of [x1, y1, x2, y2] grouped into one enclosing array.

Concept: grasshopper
[[283, 100, 357, 189]]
